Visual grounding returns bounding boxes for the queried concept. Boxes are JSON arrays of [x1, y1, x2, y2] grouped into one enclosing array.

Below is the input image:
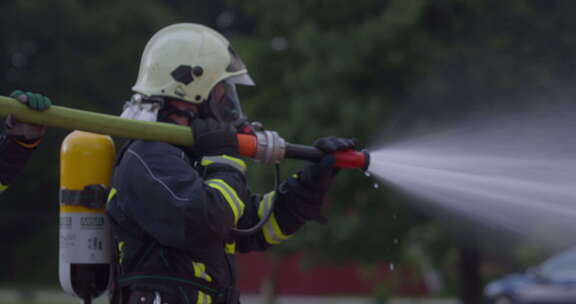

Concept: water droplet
[[373, 183, 380, 189], [270, 36, 288, 51], [364, 171, 371, 177], [393, 238, 399, 244], [11, 53, 27, 68], [389, 263, 395, 271], [216, 11, 235, 28]]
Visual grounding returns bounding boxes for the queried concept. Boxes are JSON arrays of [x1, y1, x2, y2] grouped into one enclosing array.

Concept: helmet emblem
[[170, 65, 194, 85]]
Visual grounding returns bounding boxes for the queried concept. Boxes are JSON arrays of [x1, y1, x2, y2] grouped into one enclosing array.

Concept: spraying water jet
[[366, 102, 576, 249]]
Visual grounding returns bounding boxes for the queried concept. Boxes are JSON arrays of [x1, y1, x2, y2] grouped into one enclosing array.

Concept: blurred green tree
[[227, 0, 576, 301]]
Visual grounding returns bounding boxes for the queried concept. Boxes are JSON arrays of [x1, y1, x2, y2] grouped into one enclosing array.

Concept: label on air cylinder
[[59, 212, 111, 264]]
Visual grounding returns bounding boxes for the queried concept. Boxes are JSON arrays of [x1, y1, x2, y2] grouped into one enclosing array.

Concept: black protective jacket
[[0, 132, 37, 193], [107, 140, 311, 304]]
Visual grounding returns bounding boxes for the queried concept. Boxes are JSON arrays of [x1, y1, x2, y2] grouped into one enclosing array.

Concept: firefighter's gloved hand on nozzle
[[192, 118, 247, 184], [282, 136, 357, 224], [5, 90, 52, 144], [190, 118, 239, 157]]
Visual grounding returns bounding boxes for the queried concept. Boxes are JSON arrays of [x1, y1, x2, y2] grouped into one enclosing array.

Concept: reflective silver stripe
[[258, 192, 274, 218], [205, 179, 245, 224], [201, 156, 246, 174], [258, 192, 291, 244]]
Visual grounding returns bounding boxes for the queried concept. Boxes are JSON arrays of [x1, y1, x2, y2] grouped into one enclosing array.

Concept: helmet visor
[[227, 46, 247, 73], [226, 46, 255, 85], [208, 79, 247, 127]]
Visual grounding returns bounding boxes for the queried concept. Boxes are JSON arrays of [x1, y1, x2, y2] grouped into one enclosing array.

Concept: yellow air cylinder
[[59, 131, 115, 304]]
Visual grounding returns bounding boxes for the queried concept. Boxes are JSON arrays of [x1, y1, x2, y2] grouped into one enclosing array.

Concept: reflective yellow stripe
[[118, 241, 125, 264], [191, 262, 213, 304], [206, 179, 245, 225], [196, 291, 212, 304], [201, 155, 247, 173], [0, 183, 8, 193], [225, 242, 236, 254], [221, 155, 246, 170], [107, 187, 117, 202], [197, 291, 204, 304], [201, 159, 215, 166], [207, 182, 238, 221], [192, 262, 212, 282], [206, 181, 240, 224], [258, 192, 292, 244]]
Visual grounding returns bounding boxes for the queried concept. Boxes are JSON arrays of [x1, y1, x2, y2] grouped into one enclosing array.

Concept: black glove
[[281, 136, 357, 223], [190, 118, 239, 157]]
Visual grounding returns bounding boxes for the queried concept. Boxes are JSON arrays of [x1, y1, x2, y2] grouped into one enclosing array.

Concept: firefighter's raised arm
[[0, 90, 52, 193]]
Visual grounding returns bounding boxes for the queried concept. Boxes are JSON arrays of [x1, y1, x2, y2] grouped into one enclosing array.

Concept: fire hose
[[0, 95, 371, 235], [0, 96, 370, 170]]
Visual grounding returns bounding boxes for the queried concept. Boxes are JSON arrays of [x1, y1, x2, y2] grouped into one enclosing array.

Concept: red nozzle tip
[[334, 150, 370, 171]]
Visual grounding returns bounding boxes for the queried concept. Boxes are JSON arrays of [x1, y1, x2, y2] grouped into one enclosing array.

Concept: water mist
[[367, 102, 576, 248]]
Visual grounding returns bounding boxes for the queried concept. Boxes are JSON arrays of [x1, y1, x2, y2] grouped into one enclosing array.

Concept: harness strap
[[60, 184, 109, 209]]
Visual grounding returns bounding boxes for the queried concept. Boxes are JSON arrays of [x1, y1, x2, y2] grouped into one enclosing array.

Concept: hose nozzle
[[237, 132, 370, 170], [237, 131, 285, 164]]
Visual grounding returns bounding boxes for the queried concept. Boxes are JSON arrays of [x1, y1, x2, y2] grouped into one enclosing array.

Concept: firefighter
[[0, 90, 52, 193], [106, 23, 356, 304]]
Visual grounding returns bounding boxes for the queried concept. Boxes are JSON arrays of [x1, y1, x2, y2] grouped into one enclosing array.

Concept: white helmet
[[124, 23, 254, 125]]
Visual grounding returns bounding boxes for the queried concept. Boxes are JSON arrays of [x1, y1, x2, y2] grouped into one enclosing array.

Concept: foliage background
[[1, 0, 575, 300]]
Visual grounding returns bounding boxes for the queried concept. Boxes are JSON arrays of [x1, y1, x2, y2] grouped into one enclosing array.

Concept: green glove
[[5, 90, 53, 143], [10, 90, 52, 111]]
